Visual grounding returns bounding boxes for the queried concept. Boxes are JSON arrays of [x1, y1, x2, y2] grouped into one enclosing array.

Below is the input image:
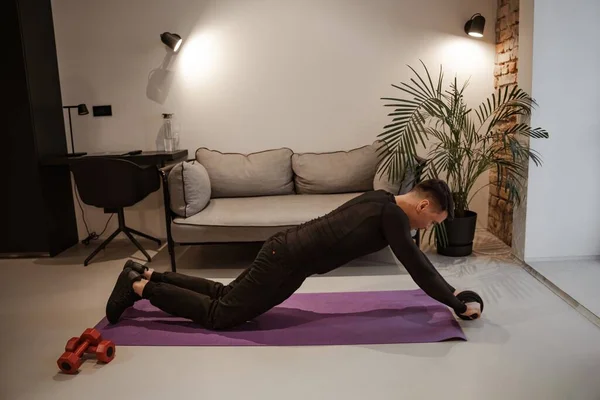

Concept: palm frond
[[503, 123, 549, 139], [378, 61, 549, 218]]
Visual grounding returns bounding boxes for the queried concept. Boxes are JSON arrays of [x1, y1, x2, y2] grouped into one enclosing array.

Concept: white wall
[[51, 0, 496, 241], [524, 0, 600, 260], [511, 0, 534, 261]]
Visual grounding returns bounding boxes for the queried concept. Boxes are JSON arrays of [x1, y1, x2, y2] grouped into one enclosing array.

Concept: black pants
[[142, 236, 307, 330]]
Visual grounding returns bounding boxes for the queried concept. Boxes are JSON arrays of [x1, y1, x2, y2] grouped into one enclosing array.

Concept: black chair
[[70, 157, 162, 266]]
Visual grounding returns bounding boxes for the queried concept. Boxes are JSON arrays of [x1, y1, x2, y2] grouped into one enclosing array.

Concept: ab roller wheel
[[456, 290, 484, 320]]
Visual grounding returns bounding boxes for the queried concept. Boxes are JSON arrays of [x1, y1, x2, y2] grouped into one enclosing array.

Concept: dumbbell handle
[[73, 339, 93, 358], [66, 339, 104, 355], [87, 345, 101, 353]]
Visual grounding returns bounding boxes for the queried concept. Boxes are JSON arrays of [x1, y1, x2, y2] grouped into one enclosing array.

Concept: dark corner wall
[[2, 0, 78, 257]]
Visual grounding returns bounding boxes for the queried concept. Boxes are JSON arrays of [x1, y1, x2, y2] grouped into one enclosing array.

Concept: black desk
[[43, 150, 189, 167], [32, 150, 188, 258]]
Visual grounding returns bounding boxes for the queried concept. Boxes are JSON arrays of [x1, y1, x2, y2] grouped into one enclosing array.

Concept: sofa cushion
[[168, 161, 211, 218], [171, 193, 362, 242], [292, 143, 379, 194], [196, 147, 294, 198]]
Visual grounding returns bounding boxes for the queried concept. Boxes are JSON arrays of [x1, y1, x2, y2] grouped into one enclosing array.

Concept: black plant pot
[[436, 210, 477, 257]]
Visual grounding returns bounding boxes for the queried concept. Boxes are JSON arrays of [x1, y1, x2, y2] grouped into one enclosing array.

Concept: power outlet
[[93, 105, 112, 117]]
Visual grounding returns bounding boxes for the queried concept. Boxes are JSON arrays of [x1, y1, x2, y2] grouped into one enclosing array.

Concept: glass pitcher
[[162, 113, 180, 151]]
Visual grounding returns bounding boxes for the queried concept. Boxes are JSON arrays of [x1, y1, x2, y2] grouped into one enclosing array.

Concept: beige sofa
[[160, 141, 422, 272]]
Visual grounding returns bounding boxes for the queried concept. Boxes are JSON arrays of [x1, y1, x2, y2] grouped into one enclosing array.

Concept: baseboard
[[525, 255, 600, 263], [0, 252, 51, 258]]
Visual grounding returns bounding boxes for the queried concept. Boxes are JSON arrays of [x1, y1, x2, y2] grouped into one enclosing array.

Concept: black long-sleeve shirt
[[278, 190, 467, 314]]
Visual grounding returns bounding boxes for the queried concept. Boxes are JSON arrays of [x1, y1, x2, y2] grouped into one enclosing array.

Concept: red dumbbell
[[65, 337, 80, 352], [90, 340, 116, 363], [57, 328, 116, 374], [65, 335, 116, 364]]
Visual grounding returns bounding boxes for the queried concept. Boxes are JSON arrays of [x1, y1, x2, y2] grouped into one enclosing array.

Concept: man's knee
[[205, 314, 242, 331], [205, 303, 259, 331], [214, 283, 231, 299], [206, 318, 235, 331]]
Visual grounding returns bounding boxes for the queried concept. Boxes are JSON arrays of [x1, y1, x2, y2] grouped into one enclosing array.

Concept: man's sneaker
[[123, 259, 149, 275], [106, 267, 143, 324]]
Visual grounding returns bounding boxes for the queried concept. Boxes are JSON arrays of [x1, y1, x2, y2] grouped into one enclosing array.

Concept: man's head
[[397, 179, 454, 230]]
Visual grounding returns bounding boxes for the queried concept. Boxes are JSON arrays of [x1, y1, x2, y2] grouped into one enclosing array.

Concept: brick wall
[[488, 0, 519, 245]]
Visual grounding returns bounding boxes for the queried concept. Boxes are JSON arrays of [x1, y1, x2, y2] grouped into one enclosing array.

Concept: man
[[106, 179, 482, 329]]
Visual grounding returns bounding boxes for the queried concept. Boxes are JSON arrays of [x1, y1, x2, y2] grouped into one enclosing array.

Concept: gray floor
[[2, 231, 600, 400]]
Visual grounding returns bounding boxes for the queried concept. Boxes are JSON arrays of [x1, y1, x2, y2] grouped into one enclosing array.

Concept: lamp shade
[[77, 104, 89, 115], [465, 14, 485, 38], [160, 32, 183, 52]]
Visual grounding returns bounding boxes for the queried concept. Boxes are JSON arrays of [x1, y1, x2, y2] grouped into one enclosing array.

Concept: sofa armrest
[[160, 158, 196, 176], [161, 158, 211, 221], [411, 155, 429, 248], [160, 167, 175, 216], [395, 155, 427, 195], [413, 155, 427, 184], [159, 159, 196, 215]]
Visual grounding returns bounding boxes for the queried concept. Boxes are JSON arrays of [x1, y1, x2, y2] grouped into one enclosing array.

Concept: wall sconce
[[464, 14, 485, 38], [161, 32, 183, 52]]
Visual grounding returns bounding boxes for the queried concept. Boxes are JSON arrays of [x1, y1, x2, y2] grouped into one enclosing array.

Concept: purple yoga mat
[[94, 289, 465, 346]]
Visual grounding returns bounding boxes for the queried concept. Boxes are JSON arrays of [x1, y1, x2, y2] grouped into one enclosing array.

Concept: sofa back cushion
[[196, 147, 294, 198], [168, 161, 211, 217], [292, 142, 379, 194], [372, 141, 419, 195]]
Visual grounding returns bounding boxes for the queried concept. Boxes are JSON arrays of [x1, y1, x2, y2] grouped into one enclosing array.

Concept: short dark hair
[[411, 179, 454, 220]]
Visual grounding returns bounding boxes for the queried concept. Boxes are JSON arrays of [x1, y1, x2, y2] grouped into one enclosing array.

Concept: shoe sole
[[106, 267, 141, 324], [124, 260, 148, 275]]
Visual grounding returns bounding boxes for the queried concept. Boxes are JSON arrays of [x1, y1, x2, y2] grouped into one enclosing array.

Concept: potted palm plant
[[376, 61, 549, 256]]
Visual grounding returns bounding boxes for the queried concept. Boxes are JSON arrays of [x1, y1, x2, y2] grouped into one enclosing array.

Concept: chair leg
[[127, 227, 162, 246], [123, 229, 152, 262], [84, 228, 121, 266]]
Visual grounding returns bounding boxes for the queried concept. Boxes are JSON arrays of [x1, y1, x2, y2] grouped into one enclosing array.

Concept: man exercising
[[106, 179, 482, 329]]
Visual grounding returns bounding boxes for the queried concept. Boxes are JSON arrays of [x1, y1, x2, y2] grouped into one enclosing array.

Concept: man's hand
[[459, 302, 481, 320]]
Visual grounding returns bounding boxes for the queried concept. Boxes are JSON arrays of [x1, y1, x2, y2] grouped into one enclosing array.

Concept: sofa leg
[[168, 242, 177, 272]]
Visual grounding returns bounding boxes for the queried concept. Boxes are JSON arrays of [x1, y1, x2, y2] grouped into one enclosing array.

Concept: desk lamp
[[63, 104, 89, 157]]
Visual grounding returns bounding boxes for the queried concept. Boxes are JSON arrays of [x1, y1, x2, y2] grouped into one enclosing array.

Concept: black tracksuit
[[142, 190, 467, 330]]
